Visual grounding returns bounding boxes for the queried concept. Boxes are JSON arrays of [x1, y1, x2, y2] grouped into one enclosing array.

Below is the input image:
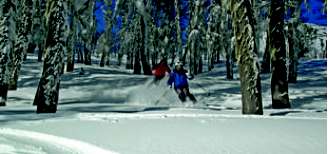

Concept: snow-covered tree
[[261, 29, 271, 73], [65, 0, 95, 70], [287, 0, 303, 83], [223, 13, 234, 80], [174, 0, 183, 59], [34, 0, 66, 113], [8, 0, 33, 90], [0, 0, 15, 106], [31, 0, 47, 62], [99, 0, 114, 67], [221, 0, 234, 79], [139, 0, 158, 75], [206, 0, 221, 72], [115, 0, 154, 75], [231, 0, 263, 114], [188, 0, 206, 76], [269, 0, 290, 109]]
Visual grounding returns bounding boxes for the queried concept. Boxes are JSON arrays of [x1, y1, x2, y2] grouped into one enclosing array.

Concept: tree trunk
[[198, 56, 203, 74], [323, 39, 327, 58], [151, 53, 157, 67], [133, 51, 141, 74], [207, 3, 221, 71], [226, 47, 234, 80], [208, 51, 214, 71], [126, 52, 133, 69], [32, 0, 46, 63], [38, 44, 43, 62], [225, 14, 234, 80], [288, 22, 298, 83], [77, 46, 84, 63], [231, 0, 263, 115], [261, 31, 271, 73], [140, 17, 152, 75], [66, 37, 74, 72], [216, 50, 220, 63], [118, 52, 123, 66], [100, 50, 106, 67], [287, 0, 302, 83], [188, 29, 200, 77], [105, 50, 110, 66], [84, 45, 92, 65], [34, 0, 65, 113], [66, 47, 74, 72], [66, 3, 75, 72], [27, 43, 36, 53], [126, 52, 131, 69], [269, 0, 290, 109], [189, 35, 195, 77], [0, 0, 14, 106], [0, 84, 8, 106], [174, 0, 183, 58]]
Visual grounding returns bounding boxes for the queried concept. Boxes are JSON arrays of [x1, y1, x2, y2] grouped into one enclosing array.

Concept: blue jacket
[[167, 69, 189, 89]]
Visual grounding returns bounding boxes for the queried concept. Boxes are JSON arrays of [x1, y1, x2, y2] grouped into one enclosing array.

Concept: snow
[[1, 111, 326, 154], [0, 128, 118, 154], [0, 55, 326, 154]]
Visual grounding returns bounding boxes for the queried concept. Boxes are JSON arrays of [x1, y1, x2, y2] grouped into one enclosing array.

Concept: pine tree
[[66, 0, 77, 71], [34, 0, 65, 113], [221, 0, 234, 80], [206, 0, 221, 72], [65, 0, 96, 69], [188, 0, 205, 76], [32, 0, 47, 62], [224, 14, 234, 80], [231, 0, 263, 114], [139, 0, 153, 75], [8, 0, 33, 90], [133, 15, 142, 74], [288, 21, 298, 83], [269, 0, 290, 108], [287, 0, 302, 83], [0, 0, 15, 106], [261, 29, 271, 73], [100, 0, 114, 67], [174, 0, 183, 59]]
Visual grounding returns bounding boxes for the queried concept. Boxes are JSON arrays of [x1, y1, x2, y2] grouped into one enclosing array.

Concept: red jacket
[[152, 61, 171, 78]]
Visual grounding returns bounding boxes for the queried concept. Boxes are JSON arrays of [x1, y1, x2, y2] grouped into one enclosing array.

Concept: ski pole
[[154, 88, 171, 105], [194, 82, 211, 96]]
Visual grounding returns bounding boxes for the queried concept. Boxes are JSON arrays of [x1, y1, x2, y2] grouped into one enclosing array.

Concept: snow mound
[[127, 77, 181, 106], [0, 128, 118, 154]]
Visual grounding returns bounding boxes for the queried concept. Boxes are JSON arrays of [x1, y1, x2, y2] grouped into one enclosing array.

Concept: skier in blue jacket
[[168, 61, 197, 103]]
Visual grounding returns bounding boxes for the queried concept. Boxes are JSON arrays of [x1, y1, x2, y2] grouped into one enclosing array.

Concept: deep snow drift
[[0, 55, 326, 154]]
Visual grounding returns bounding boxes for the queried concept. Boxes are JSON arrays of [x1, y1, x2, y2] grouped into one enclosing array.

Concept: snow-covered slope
[[0, 55, 326, 154]]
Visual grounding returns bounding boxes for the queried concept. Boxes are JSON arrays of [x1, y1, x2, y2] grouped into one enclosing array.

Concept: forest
[[1, 0, 326, 113], [0, 0, 327, 153]]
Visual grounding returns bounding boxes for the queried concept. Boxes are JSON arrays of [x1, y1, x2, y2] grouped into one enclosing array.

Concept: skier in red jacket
[[151, 58, 171, 84]]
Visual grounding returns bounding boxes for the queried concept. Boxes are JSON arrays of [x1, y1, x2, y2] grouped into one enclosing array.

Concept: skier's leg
[[150, 77, 158, 85], [152, 76, 164, 85], [184, 88, 197, 103], [176, 88, 186, 102]]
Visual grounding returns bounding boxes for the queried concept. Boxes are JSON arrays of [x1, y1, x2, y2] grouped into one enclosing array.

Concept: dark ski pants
[[151, 76, 165, 85], [175, 87, 197, 103]]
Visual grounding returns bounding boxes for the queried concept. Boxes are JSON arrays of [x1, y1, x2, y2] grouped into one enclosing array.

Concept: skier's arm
[[165, 66, 171, 76], [167, 73, 174, 87], [185, 70, 194, 80]]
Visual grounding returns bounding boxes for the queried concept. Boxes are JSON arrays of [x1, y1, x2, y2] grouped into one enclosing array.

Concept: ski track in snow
[[77, 112, 326, 121], [0, 128, 118, 154]]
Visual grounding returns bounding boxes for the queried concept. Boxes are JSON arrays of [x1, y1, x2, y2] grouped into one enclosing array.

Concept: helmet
[[175, 61, 183, 67]]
